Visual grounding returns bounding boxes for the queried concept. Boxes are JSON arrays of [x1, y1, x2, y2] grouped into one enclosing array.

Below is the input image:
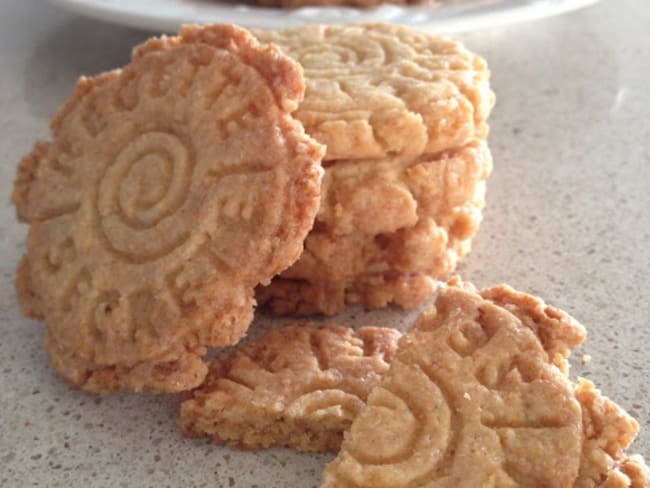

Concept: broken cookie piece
[[322, 283, 648, 487], [179, 323, 400, 452]]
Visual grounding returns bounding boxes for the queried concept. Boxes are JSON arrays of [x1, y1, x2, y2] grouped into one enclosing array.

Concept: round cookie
[[322, 284, 586, 487], [12, 24, 324, 393], [255, 23, 494, 161]]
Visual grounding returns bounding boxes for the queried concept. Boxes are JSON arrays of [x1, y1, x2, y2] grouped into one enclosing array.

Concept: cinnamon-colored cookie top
[[322, 283, 588, 486], [180, 323, 401, 452], [12, 23, 324, 393], [256, 23, 494, 161]]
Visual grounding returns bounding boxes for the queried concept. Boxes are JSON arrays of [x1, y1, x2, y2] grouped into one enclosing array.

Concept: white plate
[[45, 0, 600, 33]]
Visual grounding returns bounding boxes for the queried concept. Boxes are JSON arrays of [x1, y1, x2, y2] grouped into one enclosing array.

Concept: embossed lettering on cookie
[[322, 282, 650, 487], [11, 24, 325, 394]]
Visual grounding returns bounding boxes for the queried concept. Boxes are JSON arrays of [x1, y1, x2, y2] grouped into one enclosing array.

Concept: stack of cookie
[[256, 24, 495, 316], [12, 24, 326, 394], [12, 22, 493, 393], [11, 22, 649, 487]]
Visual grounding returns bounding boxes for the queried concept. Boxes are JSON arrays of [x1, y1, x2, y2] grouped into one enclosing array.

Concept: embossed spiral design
[[255, 24, 493, 161], [336, 361, 452, 487], [97, 131, 193, 263], [17, 24, 325, 394], [323, 290, 584, 487], [296, 41, 387, 75]]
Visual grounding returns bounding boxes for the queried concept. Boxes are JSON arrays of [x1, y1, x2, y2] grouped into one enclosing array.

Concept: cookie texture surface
[[257, 141, 492, 315], [255, 24, 494, 315], [322, 283, 586, 486], [179, 323, 400, 452], [12, 24, 324, 393], [322, 283, 648, 487], [255, 24, 494, 161]]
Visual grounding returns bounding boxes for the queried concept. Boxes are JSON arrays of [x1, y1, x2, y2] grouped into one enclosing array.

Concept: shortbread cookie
[[258, 142, 492, 315], [12, 24, 324, 393], [322, 284, 648, 486], [179, 323, 400, 452], [255, 24, 494, 161], [254, 25, 494, 315], [323, 284, 587, 486]]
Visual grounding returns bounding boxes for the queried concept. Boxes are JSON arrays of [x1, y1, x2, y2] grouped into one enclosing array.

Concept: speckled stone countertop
[[1, 0, 648, 486]]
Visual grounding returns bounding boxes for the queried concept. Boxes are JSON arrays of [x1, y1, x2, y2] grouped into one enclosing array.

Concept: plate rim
[[43, 0, 602, 33]]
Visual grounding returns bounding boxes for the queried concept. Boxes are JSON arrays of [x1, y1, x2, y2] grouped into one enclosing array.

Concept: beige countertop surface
[[1, 0, 648, 486]]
